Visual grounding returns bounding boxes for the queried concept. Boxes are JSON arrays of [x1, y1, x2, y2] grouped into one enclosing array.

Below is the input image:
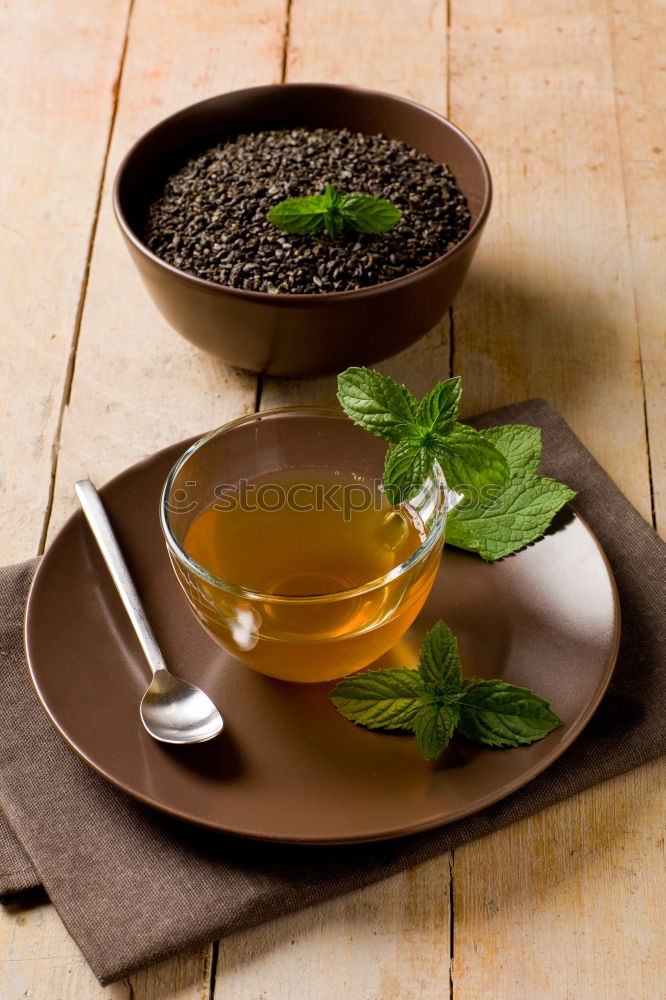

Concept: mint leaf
[[434, 423, 510, 490], [337, 367, 419, 443], [324, 212, 344, 239], [414, 623, 463, 758], [415, 378, 461, 436], [340, 193, 402, 234], [447, 474, 576, 561], [269, 187, 400, 239], [267, 194, 327, 235], [458, 678, 563, 747], [418, 621, 461, 691], [383, 439, 434, 505], [322, 185, 344, 238], [414, 702, 460, 759], [268, 186, 345, 238], [328, 621, 465, 760], [329, 667, 426, 729], [480, 425, 542, 476], [323, 185, 342, 210], [443, 511, 483, 555], [329, 618, 563, 761]]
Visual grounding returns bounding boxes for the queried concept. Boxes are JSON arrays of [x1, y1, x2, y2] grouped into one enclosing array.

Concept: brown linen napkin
[[1, 399, 664, 984]]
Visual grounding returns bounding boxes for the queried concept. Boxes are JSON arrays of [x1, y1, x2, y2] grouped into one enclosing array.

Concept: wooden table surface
[[2, 0, 664, 996]]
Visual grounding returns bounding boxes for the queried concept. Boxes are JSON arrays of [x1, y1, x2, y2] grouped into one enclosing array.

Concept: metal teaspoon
[[75, 479, 223, 744]]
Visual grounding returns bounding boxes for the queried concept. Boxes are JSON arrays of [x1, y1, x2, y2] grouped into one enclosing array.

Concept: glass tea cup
[[160, 408, 451, 683]]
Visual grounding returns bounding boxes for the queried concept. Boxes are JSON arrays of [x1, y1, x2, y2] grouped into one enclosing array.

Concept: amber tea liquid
[[178, 469, 441, 682]]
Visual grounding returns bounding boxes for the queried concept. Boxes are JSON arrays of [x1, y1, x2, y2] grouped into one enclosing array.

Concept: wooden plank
[[214, 858, 452, 1000], [2, 1, 286, 999], [0, 0, 129, 564], [0, 894, 211, 1000], [453, 761, 666, 999], [449, 0, 652, 523], [3, 1, 661, 998], [448, 2, 664, 997], [46, 0, 288, 542], [0, 0, 131, 993], [261, 322, 452, 410], [612, 0, 666, 531], [285, 0, 447, 106]]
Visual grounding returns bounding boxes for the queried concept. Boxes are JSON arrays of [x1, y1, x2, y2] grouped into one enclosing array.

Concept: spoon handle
[[75, 479, 167, 678]]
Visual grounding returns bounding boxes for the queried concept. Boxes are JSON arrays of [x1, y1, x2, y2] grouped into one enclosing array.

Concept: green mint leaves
[[457, 678, 564, 748], [268, 185, 401, 240], [337, 367, 576, 560], [329, 622, 563, 759], [445, 423, 576, 560], [331, 371, 570, 758], [445, 475, 576, 561], [338, 367, 418, 441], [337, 368, 510, 506]]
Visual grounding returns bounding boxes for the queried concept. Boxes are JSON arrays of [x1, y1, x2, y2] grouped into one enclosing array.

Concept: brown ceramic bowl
[[113, 83, 491, 377]]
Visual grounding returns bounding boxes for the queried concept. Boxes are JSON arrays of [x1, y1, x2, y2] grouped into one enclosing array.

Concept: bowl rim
[[113, 81, 492, 303], [160, 405, 448, 604]]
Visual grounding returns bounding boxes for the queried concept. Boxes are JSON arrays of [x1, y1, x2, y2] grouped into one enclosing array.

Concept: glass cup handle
[[445, 489, 463, 512]]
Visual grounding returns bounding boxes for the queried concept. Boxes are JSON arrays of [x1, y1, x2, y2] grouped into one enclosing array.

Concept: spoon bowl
[[140, 669, 223, 744]]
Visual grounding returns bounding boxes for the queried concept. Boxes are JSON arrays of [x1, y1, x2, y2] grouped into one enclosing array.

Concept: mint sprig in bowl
[[268, 185, 402, 240], [113, 82, 491, 376]]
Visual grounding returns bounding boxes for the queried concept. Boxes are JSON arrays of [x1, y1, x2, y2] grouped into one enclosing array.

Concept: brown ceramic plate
[[25, 439, 620, 844]]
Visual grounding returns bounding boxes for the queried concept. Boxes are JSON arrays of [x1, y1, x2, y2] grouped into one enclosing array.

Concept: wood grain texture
[[448, 2, 665, 997], [610, 26, 666, 962], [263, 0, 452, 404], [0, 895, 212, 1000], [612, 0, 666, 531], [261, 319, 452, 409], [45, 0, 288, 543], [285, 0, 447, 105], [2, 0, 664, 996], [0, 0, 130, 564], [449, 0, 652, 522], [214, 858, 452, 1000], [258, 3, 456, 999], [453, 760, 666, 1000]]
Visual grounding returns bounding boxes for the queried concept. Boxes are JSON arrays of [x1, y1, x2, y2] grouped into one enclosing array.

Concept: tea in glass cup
[[161, 409, 450, 682]]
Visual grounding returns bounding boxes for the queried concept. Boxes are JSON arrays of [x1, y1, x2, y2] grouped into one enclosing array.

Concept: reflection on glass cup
[[161, 409, 451, 683]]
